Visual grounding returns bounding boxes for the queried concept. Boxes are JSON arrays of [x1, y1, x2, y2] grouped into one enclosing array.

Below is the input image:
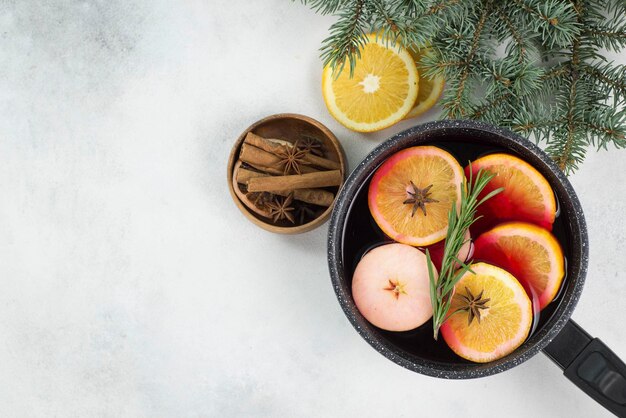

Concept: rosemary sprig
[[427, 167, 503, 340]]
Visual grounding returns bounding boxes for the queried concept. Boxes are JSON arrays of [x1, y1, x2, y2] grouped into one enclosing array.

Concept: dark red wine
[[341, 140, 570, 364]]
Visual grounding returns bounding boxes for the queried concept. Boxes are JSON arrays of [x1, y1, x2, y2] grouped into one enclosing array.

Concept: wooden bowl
[[227, 113, 346, 234]]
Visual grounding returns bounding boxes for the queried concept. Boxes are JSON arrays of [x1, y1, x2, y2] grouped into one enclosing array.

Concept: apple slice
[[352, 243, 436, 331]]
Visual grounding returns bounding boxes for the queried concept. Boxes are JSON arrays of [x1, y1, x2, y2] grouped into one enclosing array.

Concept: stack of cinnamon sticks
[[232, 132, 342, 225]]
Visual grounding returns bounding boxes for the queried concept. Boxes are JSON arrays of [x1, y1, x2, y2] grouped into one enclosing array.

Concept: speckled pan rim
[[327, 119, 588, 379]]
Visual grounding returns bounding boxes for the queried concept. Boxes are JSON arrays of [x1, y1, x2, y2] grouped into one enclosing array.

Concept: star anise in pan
[[403, 181, 439, 217], [457, 287, 491, 326]]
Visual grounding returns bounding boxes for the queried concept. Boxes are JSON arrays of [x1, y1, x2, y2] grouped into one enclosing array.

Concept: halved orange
[[368, 146, 464, 246], [466, 153, 556, 235], [473, 222, 565, 310], [441, 262, 533, 363], [322, 34, 419, 132]]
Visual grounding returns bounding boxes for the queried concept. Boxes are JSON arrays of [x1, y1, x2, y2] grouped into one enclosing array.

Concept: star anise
[[266, 193, 295, 224], [457, 287, 490, 326], [299, 135, 324, 157], [403, 181, 439, 217], [276, 141, 308, 175], [383, 279, 408, 300]]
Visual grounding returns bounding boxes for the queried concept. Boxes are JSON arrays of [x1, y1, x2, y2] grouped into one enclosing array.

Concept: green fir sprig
[[298, 0, 626, 173], [427, 168, 502, 340]]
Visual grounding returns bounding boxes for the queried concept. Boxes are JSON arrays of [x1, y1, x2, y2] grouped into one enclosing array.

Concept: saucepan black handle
[[543, 319, 626, 417]]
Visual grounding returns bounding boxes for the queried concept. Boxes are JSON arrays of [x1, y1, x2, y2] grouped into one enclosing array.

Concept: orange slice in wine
[[441, 262, 533, 363], [368, 146, 464, 247], [466, 153, 556, 235], [473, 222, 565, 310]]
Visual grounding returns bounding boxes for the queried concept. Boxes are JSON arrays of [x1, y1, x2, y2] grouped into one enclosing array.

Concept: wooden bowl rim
[[227, 113, 346, 234]]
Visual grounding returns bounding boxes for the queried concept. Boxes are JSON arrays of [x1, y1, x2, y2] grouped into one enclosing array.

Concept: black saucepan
[[327, 120, 626, 416]]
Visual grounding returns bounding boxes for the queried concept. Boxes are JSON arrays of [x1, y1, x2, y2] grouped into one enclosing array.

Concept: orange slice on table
[[466, 153, 557, 235], [441, 262, 533, 363], [473, 222, 565, 310], [368, 146, 464, 247], [404, 47, 445, 119], [322, 34, 419, 132]]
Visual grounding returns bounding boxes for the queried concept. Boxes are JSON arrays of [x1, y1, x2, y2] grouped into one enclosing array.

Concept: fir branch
[[446, 0, 493, 118], [581, 62, 626, 102], [542, 64, 570, 80], [471, 93, 513, 119], [513, 64, 545, 93], [541, 63, 571, 93], [607, 0, 626, 15], [369, 0, 400, 33], [559, 37, 582, 172], [546, 129, 588, 172], [425, 0, 461, 15], [370, 0, 418, 47], [586, 26, 626, 40], [430, 59, 467, 69], [494, 6, 528, 63], [300, 0, 626, 173], [510, 101, 566, 138], [319, 0, 368, 76], [512, 0, 581, 47], [584, 106, 626, 148], [585, 23, 626, 51], [586, 122, 626, 145], [393, 0, 427, 16], [511, 117, 566, 139]]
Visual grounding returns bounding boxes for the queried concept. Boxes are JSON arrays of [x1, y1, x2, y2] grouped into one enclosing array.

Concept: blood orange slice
[[466, 153, 556, 234], [368, 146, 464, 247], [441, 262, 532, 363], [473, 222, 565, 310]]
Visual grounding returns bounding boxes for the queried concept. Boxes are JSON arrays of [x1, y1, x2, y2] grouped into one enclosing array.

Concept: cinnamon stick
[[276, 188, 334, 207], [245, 161, 283, 176], [231, 161, 272, 218], [236, 167, 333, 206], [244, 132, 339, 170], [247, 170, 342, 193], [304, 152, 340, 171], [239, 143, 318, 174], [236, 166, 269, 183], [244, 132, 284, 154]]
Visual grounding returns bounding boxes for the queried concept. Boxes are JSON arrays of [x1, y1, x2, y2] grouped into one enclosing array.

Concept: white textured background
[[0, 1, 624, 417]]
